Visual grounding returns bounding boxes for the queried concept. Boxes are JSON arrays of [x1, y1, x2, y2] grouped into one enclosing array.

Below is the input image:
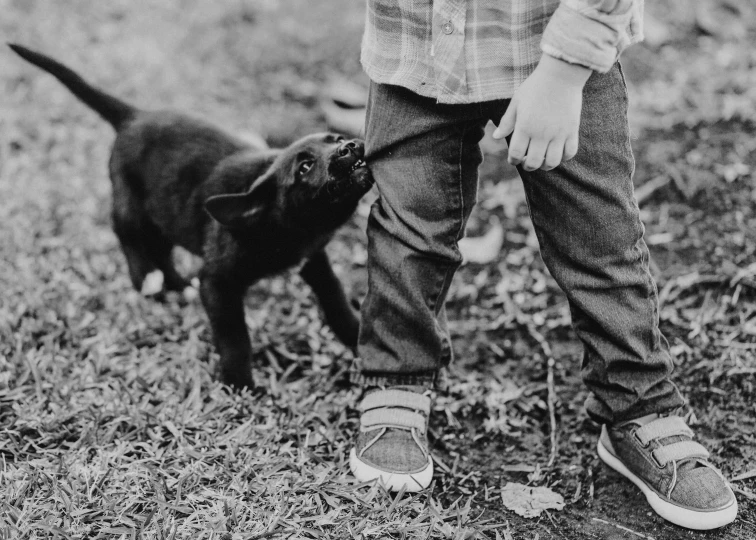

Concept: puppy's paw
[[218, 368, 255, 392], [141, 270, 164, 297]]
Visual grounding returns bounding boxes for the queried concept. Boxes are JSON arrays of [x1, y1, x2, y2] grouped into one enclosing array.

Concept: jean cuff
[[586, 383, 687, 426], [349, 368, 447, 391]]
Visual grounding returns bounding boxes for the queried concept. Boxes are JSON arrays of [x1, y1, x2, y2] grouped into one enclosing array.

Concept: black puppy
[[10, 44, 373, 388]]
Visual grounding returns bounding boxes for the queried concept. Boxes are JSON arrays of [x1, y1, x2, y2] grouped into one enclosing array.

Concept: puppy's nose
[[337, 140, 360, 157]]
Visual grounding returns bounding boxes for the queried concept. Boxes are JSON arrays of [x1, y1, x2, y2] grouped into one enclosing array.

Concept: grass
[[1, 0, 755, 538]]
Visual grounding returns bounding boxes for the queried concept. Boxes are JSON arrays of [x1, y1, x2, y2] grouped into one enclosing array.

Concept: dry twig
[[526, 325, 558, 469], [591, 518, 656, 540]]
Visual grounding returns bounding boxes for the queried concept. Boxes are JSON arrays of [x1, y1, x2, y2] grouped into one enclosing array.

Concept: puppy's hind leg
[[144, 232, 191, 293], [113, 205, 188, 297], [111, 176, 159, 294], [300, 249, 360, 349], [113, 218, 156, 293]]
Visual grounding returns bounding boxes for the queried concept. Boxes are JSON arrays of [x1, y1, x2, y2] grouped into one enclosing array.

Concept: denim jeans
[[353, 64, 686, 425]]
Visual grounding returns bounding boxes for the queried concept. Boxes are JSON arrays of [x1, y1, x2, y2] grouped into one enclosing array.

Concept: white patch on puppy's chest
[[141, 270, 164, 296]]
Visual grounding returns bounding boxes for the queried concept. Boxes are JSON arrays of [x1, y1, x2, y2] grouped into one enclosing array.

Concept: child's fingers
[[541, 140, 564, 171], [507, 130, 528, 166], [522, 138, 547, 171], [564, 135, 579, 161], [493, 103, 516, 139]]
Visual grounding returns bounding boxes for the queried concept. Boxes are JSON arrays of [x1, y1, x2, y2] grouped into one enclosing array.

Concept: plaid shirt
[[361, 0, 644, 104]]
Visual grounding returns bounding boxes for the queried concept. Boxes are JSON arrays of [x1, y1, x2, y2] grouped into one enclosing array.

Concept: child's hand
[[493, 55, 591, 171]]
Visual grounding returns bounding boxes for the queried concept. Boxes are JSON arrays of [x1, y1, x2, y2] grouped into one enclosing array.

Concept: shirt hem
[[363, 63, 520, 104]]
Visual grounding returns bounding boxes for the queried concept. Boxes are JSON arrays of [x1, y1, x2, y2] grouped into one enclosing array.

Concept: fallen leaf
[[500, 482, 565, 518], [458, 219, 504, 265], [482, 179, 526, 218]]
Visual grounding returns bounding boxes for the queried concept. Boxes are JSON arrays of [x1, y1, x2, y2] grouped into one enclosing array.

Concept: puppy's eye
[[297, 160, 315, 178]]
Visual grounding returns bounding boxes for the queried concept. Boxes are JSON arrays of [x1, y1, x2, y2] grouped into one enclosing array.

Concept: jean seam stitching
[[623, 102, 663, 359], [434, 124, 469, 365], [619, 61, 662, 357], [455, 124, 468, 243]]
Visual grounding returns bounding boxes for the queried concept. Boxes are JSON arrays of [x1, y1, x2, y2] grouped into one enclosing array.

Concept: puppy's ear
[[205, 175, 276, 228]]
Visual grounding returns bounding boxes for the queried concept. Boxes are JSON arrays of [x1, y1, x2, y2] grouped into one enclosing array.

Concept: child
[[348, 0, 737, 531]]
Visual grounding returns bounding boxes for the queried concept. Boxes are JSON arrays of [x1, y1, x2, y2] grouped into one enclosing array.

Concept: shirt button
[[442, 21, 453, 34]]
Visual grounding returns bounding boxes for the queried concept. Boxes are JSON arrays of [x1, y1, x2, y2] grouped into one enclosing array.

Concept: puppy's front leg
[[199, 273, 254, 388], [300, 249, 360, 349]]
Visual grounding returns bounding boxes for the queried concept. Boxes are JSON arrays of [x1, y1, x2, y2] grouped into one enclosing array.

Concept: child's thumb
[[493, 104, 516, 140]]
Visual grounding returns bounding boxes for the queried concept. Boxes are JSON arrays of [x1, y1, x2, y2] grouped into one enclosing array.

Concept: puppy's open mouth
[[349, 159, 367, 172], [346, 159, 373, 192], [323, 156, 373, 201]]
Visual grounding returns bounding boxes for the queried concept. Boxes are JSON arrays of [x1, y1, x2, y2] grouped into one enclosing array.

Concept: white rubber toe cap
[[349, 448, 433, 492]]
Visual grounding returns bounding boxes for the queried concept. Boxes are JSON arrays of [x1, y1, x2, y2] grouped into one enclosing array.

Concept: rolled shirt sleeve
[[541, 0, 644, 72]]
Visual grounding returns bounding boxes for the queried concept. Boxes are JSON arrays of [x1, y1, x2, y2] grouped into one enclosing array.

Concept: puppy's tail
[[8, 43, 136, 129]]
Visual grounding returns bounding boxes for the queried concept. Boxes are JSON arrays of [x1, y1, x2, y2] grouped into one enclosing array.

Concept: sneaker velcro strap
[[634, 416, 694, 446], [651, 440, 710, 467], [359, 389, 431, 415], [360, 407, 426, 433]]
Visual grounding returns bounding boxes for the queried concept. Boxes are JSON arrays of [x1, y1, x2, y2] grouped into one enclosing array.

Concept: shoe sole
[[597, 436, 737, 530], [349, 448, 433, 492]]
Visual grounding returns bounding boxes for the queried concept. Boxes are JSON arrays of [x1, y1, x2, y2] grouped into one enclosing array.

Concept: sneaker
[[349, 387, 433, 492], [597, 413, 737, 530]]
